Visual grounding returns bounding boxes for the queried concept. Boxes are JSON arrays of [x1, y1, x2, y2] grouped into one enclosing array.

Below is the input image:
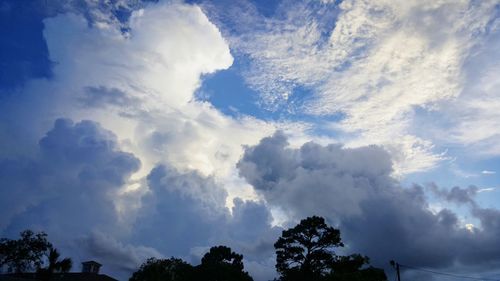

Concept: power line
[[399, 263, 500, 281]]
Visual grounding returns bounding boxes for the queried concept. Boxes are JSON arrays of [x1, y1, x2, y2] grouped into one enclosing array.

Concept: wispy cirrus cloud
[[209, 0, 499, 175]]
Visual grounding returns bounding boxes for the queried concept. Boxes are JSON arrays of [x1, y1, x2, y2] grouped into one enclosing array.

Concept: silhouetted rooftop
[[0, 273, 117, 281], [81, 261, 102, 267]]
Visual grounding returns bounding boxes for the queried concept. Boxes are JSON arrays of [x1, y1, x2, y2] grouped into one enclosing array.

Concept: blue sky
[[1, 0, 500, 280]]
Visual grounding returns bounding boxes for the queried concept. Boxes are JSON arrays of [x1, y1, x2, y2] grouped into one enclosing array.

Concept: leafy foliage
[[197, 245, 253, 281], [130, 246, 252, 281], [1, 221, 385, 281], [129, 257, 194, 281], [37, 247, 73, 281], [200, 245, 245, 270], [275, 216, 342, 279], [327, 254, 386, 281], [0, 230, 52, 273], [274, 216, 387, 281]]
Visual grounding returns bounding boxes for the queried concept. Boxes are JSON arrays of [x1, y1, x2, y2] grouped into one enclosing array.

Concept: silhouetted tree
[[129, 257, 194, 281], [0, 230, 52, 273], [275, 216, 342, 281], [130, 246, 253, 281], [274, 216, 387, 281], [37, 247, 72, 281], [196, 245, 253, 281], [327, 254, 386, 281]]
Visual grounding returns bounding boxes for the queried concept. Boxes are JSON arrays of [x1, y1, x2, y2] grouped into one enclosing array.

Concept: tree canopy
[[129, 257, 194, 281], [327, 254, 387, 281], [1, 221, 386, 281], [197, 245, 253, 281], [275, 215, 342, 279], [0, 230, 71, 276], [37, 247, 73, 281], [274, 216, 387, 281], [129, 246, 253, 281], [0, 230, 52, 273]]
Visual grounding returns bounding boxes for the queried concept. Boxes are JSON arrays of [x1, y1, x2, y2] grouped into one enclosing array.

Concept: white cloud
[[478, 187, 496, 193], [444, 18, 500, 155], [1, 1, 498, 280], [226, 0, 498, 174], [482, 170, 497, 175], [18, 0, 284, 200], [0, 2, 283, 279]]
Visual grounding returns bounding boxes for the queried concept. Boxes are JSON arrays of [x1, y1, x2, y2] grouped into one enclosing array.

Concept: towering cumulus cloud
[[0, 1, 276, 279], [238, 132, 500, 273], [133, 164, 230, 256], [1, 1, 499, 281], [0, 118, 140, 239]]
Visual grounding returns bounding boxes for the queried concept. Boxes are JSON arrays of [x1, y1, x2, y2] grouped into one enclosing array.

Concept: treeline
[[130, 246, 252, 281], [0, 216, 388, 281], [0, 230, 71, 281]]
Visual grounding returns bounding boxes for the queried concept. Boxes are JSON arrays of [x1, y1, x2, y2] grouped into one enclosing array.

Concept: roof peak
[[81, 261, 101, 266]]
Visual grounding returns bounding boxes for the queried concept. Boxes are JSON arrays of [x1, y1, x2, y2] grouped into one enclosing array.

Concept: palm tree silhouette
[[38, 247, 72, 281]]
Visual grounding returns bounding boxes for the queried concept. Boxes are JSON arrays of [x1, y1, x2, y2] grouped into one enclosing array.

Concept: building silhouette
[[0, 261, 118, 281]]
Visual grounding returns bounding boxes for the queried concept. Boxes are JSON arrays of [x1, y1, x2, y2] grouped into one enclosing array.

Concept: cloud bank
[[1, 1, 500, 281], [238, 132, 500, 278], [0, 1, 279, 279]]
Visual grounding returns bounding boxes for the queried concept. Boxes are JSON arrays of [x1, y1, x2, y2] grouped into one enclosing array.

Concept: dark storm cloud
[[428, 183, 479, 205], [132, 164, 279, 263], [0, 117, 278, 280], [0, 118, 140, 237], [227, 198, 281, 265], [237, 131, 500, 273], [124, 162, 280, 279], [230, 198, 274, 243], [237, 130, 395, 219], [79, 231, 162, 273], [132, 164, 230, 257]]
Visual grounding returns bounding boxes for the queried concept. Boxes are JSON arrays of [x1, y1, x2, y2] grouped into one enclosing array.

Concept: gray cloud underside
[[237, 132, 500, 276], [0, 118, 279, 280], [2, 119, 500, 281], [1, 1, 499, 281]]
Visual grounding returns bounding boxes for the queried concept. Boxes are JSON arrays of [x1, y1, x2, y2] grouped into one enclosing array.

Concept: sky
[[0, 0, 499, 280]]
